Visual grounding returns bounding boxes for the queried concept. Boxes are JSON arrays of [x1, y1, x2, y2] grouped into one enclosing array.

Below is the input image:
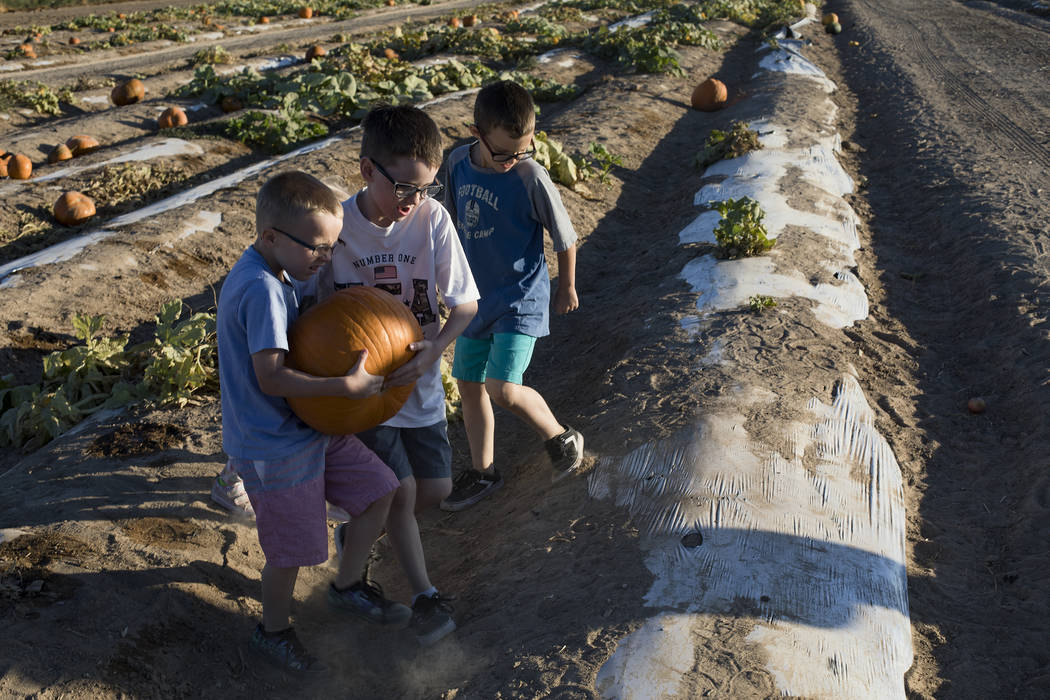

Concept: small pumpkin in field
[[19, 43, 36, 59], [111, 78, 145, 106], [53, 191, 96, 226], [157, 106, 188, 129], [66, 135, 100, 156], [305, 44, 326, 60], [822, 12, 838, 25], [691, 77, 727, 112], [383, 47, 398, 60], [220, 95, 243, 113], [825, 21, 842, 34], [48, 143, 74, 163], [260, 16, 270, 23], [8, 154, 33, 180], [448, 16, 461, 28], [462, 14, 478, 27], [285, 286, 423, 435], [386, 0, 395, 5], [69, 36, 80, 45], [298, 7, 313, 19]]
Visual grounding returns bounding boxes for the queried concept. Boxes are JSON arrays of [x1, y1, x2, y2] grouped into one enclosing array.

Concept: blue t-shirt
[[444, 143, 577, 339], [217, 246, 320, 460]]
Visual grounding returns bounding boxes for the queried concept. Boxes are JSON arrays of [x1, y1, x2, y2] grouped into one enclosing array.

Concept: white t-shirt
[[324, 191, 479, 428]]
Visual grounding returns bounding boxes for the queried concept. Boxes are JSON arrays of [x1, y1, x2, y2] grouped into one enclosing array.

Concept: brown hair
[[256, 170, 341, 234], [360, 104, 443, 168], [474, 80, 535, 137]]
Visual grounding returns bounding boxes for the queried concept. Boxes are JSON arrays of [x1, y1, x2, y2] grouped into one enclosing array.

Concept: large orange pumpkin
[[157, 106, 188, 129], [48, 143, 73, 163], [8, 154, 32, 179], [691, 77, 728, 112], [66, 135, 100, 156], [285, 286, 422, 434], [111, 78, 145, 106], [54, 191, 96, 226]]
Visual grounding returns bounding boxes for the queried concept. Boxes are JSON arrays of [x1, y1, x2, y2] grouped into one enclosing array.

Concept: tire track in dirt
[[854, 0, 1050, 169]]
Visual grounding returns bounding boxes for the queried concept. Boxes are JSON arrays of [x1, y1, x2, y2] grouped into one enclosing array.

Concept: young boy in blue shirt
[[305, 105, 479, 645], [217, 171, 412, 674], [441, 80, 584, 511]]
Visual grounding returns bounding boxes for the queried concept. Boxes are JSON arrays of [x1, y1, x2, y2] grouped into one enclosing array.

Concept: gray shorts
[[355, 421, 452, 481]]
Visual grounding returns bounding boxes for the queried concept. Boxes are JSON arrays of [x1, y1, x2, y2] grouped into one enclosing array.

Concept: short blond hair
[[256, 171, 341, 235]]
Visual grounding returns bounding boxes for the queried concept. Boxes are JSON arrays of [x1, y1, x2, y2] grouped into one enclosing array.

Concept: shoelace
[[354, 579, 393, 607], [451, 470, 481, 488], [417, 593, 456, 614]]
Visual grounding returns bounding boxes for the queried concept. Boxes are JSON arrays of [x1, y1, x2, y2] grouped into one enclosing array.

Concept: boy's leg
[[458, 379, 496, 472], [482, 333, 584, 478], [261, 564, 299, 632], [323, 435, 411, 627]]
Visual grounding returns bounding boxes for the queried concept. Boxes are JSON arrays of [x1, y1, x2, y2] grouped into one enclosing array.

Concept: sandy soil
[[1, 0, 1049, 698]]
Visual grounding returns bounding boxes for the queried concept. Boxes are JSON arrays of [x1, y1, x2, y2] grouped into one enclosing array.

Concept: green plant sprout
[[748, 294, 777, 312], [696, 120, 762, 169], [711, 196, 775, 258]]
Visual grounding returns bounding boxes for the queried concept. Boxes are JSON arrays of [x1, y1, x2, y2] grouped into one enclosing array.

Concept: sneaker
[[249, 623, 325, 675], [328, 580, 412, 627], [546, 426, 584, 480], [211, 473, 254, 518], [410, 593, 456, 647], [439, 468, 504, 512]]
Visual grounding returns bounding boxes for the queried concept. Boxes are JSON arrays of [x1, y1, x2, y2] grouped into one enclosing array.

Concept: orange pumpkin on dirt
[[691, 77, 728, 112], [69, 36, 80, 45], [157, 106, 188, 129], [298, 7, 313, 19], [383, 47, 399, 60], [386, 0, 395, 5], [53, 191, 96, 226], [19, 43, 36, 59], [822, 12, 839, 25], [111, 78, 145, 106], [66, 135, 100, 156], [260, 16, 270, 23], [0, 153, 11, 177], [448, 16, 461, 28], [305, 45, 326, 60], [8, 154, 33, 180], [285, 286, 423, 435], [48, 143, 74, 163], [462, 14, 478, 27]]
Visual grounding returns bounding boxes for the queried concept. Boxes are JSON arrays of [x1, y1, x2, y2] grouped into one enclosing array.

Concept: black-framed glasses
[[476, 131, 536, 163], [272, 226, 345, 257], [370, 159, 444, 200]]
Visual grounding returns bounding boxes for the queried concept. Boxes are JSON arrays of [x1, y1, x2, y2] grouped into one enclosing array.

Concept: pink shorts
[[231, 435, 399, 568]]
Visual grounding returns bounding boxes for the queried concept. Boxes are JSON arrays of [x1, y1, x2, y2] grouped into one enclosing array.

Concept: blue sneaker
[[328, 580, 411, 627], [249, 624, 325, 675], [410, 593, 456, 646]]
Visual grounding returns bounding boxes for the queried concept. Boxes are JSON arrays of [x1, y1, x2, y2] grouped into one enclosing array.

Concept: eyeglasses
[[272, 226, 345, 257], [476, 131, 536, 163], [370, 159, 444, 200]]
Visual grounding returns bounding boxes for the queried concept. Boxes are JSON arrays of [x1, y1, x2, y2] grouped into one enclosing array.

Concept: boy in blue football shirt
[[441, 80, 584, 511]]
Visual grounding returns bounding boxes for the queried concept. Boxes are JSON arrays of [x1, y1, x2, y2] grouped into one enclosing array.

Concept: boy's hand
[[384, 340, 435, 387], [341, 348, 384, 398], [553, 284, 579, 314]]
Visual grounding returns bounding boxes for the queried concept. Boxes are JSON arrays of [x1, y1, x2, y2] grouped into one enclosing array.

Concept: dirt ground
[[1, 0, 1049, 698]]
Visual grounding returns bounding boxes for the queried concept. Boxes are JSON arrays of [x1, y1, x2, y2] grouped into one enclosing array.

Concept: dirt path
[[829, 0, 1050, 696]]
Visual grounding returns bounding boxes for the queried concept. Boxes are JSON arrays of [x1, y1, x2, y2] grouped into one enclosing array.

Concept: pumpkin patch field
[[2, 0, 1050, 697]]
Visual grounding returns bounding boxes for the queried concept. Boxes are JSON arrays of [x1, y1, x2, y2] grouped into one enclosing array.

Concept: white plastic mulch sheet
[[591, 23, 912, 700]]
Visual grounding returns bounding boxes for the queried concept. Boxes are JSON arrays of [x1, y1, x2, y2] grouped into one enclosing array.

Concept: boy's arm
[[553, 245, 578, 314], [252, 347, 383, 398], [384, 300, 477, 387]]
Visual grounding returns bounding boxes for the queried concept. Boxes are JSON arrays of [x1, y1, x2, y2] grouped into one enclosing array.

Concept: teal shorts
[[452, 333, 537, 385]]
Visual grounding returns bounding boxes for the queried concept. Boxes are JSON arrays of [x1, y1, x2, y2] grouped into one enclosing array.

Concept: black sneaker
[[439, 468, 503, 512], [546, 426, 584, 480], [328, 580, 412, 627], [410, 593, 456, 646], [249, 623, 326, 675]]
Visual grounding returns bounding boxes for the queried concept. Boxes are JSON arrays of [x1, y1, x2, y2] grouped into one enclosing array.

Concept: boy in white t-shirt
[[306, 105, 479, 646]]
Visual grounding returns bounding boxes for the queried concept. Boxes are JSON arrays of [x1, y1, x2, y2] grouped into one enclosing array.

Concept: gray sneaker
[[328, 580, 411, 627], [410, 593, 456, 646], [546, 426, 584, 479], [439, 468, 503, 512], [249, 624, 325, 675]]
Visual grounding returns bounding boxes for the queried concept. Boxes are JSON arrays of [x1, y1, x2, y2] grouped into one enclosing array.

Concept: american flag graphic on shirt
[[374, 265, 397, 281]]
